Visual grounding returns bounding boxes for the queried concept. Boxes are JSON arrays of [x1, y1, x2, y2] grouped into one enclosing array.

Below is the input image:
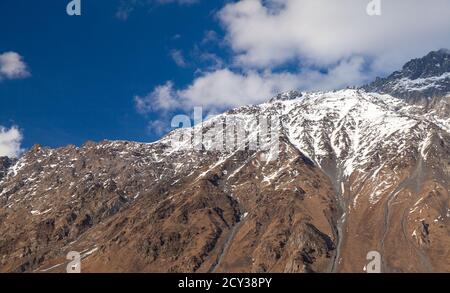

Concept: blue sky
[[0, 0, 227, 151], [1, 0, 450, 156]]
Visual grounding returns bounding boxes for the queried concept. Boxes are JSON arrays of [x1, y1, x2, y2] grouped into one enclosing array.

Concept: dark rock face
[[269, 90, 303, 103], [0, 157, 13, 182], [0, 139, 337, 273], [396, 49, 450, 79], [364, 49, 450, 100]]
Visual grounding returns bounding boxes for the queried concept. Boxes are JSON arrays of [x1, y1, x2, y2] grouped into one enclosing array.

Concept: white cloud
[[0, 52, 30, 80], [170, 49, 188, 67], [0, 126, 23, 158], [178, 69, 298, 109], [135, 81, 178, 113], [138, 0, 450, 122], [219, 0, 450, 72], [136, 56, 368, 112], [148, 120, 170, 135], [197, 52, 224, 71], [201, 30, 220, 44]]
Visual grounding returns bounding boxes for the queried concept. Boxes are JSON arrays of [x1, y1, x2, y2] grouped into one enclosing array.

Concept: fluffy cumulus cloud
[[136, 70, 293, 112], [135, 81, 179, 113], [0, 52, 30, 81], [0, 126, 23, 158], [136, 56, 368, 113], [219, 0, 450, 71], [138, 0, 450, 119]]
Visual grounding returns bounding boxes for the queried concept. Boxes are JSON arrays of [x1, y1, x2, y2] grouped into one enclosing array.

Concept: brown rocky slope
[[0, 88, 449, 273]]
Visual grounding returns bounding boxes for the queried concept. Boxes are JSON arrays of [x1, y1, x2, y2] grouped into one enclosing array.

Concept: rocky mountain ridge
[[0, 50, 449, 272], [364, 49, 450, 100]]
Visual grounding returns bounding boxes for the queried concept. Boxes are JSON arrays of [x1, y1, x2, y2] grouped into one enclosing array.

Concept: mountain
[[0, 157, 14, 182], [0, 51, 449, 273], [364, 49, 450, 100]]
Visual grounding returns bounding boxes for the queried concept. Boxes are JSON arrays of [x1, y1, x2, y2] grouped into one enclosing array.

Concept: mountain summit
[[364, 49, 450, 99]]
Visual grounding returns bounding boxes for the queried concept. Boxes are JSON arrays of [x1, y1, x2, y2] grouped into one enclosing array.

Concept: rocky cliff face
[[0, 157, 13, 182], [364, 49, 450, 101], [0, 137, 338, 273], [0, 51, 449, 273]]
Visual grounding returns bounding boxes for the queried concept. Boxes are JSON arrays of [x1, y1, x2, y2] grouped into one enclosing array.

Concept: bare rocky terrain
[[0, 50, 449, 273]]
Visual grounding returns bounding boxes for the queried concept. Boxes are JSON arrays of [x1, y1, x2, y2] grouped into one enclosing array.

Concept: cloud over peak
[[0, 126, 23, 158], [135, 56, 369, 114], [137, 0, 450, 127], [219, 0, 450, 71], [0, 52, 30, 81]]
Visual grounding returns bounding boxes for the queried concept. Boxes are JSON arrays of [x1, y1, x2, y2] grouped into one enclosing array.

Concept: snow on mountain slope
[[0, 88, 449, 273], [364, 49, 450, 99], [3, 88, 442, 212], [159, 88, 448, 185], [1, 51, 450, 272], [279, 90, 422, 176], [154, 88, 450, 273], [390, 72, 450, 93]]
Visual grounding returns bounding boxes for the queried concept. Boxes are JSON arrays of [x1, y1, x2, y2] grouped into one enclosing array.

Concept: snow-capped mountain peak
[[364, 49, 450, 99], [1, 50, 450, 273]]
